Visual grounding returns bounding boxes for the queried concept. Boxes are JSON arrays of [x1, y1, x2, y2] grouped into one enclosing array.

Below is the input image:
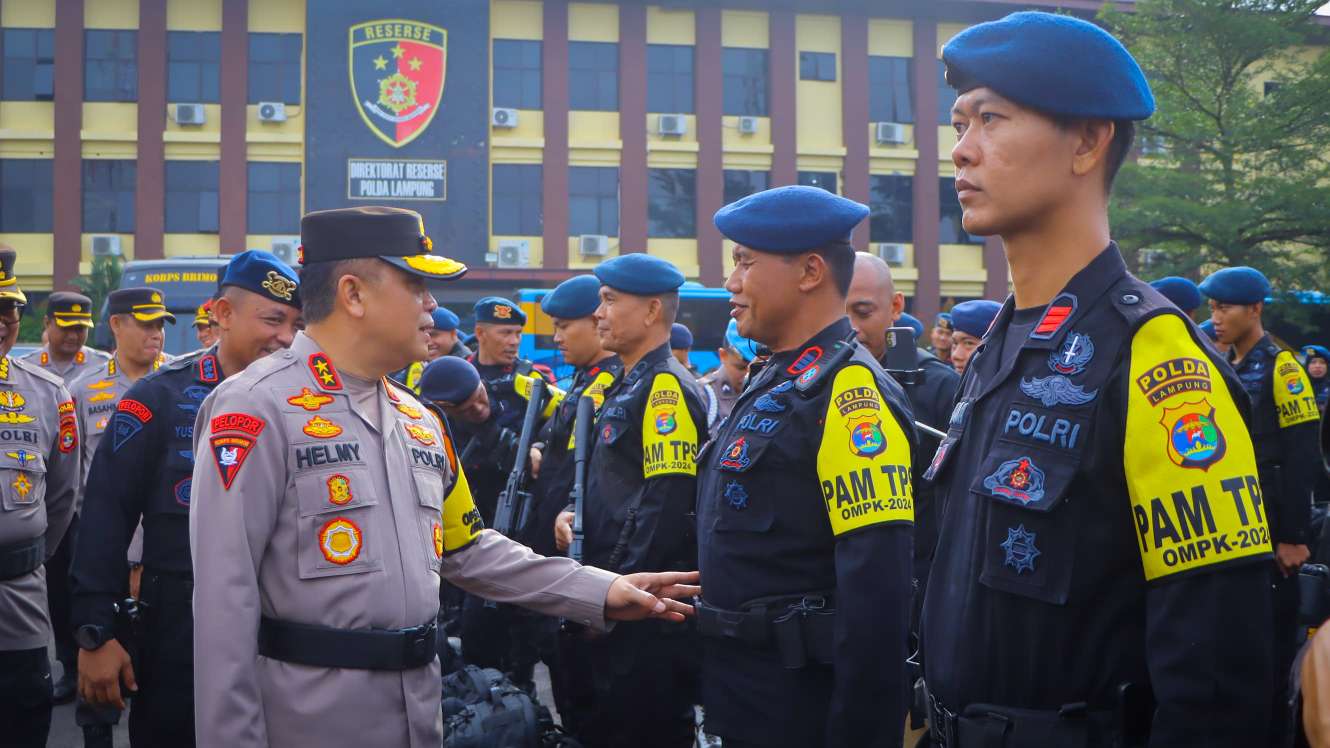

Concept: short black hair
[[297, 258, 382, 323], [657, 291, 679, 325], [1055, 117, 1135, 192], [814, 241, 856, 297]]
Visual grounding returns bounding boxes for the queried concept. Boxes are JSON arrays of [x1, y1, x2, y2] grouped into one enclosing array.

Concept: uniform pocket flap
[[0, 450, 46, 474], [969, 449, 1077, 513], [294, 467, 376, 517]]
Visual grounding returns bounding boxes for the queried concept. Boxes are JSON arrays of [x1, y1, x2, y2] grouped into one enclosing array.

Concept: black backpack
[[442, 665, 583, 748]]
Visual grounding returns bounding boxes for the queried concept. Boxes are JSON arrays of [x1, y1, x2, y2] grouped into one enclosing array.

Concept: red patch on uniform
[[786, 346, 823, 375], [308, 353, 343, 391], [57, 400, 75, 416], [117, 399, 153, 422], [58, 416, 77, 453], [210, 434, 256, 490], [210, 412, 266, 436]]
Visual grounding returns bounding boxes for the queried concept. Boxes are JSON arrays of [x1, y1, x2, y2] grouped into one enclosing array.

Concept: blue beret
[[1198, 319, 1218, 341], [951, 299, 1003, 338], [898, 312, 925, 339], [942, 11, 1155, 121], [1302, 345, 1330, 364], [418, 356, 482, 406], [593, 254, 686, 295], [541, 275, 602, 319], [714, 185, 869, 253], [1199, 267, 1271, 305], [1149, 276, 1202, 313], [935, 312, 953, 328], [221, 249, 300, 308], [670, 323, 693, 350], [724, 319, 759, 362], [430, 307, 459, 331], [474, 296, 526, 325]]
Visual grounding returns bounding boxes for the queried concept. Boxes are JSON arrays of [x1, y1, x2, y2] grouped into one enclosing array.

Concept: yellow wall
[[164, 234, 221, 257], [648, 238, 699, 278], [868, 19, 912, 56], [85, 0, 139, 29], [492, 0, 542, 39], [249, 0, 303, 32], [647, 7, 693, 45], [167, 0, 221, 30], [795, 14, 843, 157], [721, 10, 767, 48], [3, 234, 54, 290], [2, 0, 55, 27], [569, 3, 618, 42]]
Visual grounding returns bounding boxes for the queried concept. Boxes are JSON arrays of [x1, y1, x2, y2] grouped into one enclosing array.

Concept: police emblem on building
[[349, 19, 447, 148]]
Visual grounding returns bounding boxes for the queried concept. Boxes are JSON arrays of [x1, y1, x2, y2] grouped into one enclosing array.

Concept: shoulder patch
[[209, 412, 266, 490], [817, 364, 913, 537], [1272, 349, 1320, 428], [1125, 313, 1270, 581], [641, 372, 699, 479]]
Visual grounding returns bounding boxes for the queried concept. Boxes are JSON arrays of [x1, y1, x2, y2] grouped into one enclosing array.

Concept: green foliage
[[1102, 0, 1330, 293], [17, 302, 44, 344], [71, 254, 123, 323]]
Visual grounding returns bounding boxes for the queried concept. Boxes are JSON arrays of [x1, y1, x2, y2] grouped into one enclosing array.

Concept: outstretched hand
[[605, 570, 701, 623]]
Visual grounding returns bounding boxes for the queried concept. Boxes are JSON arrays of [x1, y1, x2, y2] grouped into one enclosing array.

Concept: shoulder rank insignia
[[309, 353, 343, 391], [318, 517, 363, 565], [303, 416, 343, 439], [1031, 293, 1077, 340], [0, 357, 10, 380], [197, 354, 220, 383], [287, 387, 334, 412], [1001, 524, 1040, 574]]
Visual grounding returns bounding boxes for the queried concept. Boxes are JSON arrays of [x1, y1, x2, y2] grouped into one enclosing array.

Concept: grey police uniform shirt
[[189, 331, 618, 748], [18, 345, 111, 382], [0, 355, 80, 651]]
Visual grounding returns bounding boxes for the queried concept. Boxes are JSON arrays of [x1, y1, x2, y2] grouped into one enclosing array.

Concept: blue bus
[[514, 286, 733, 384]]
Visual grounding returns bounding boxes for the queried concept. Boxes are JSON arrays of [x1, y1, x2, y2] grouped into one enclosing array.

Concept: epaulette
[[159, 349, 206, 372], [9, 356, 66, 389], [383, 375, 426, 409], [221, 348, 301, 394], [795, 338, 858, 397], [1110, 275, 1171, 330]]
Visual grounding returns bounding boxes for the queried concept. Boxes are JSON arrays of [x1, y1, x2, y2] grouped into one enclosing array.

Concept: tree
[[1102, 0, 1330, 295]]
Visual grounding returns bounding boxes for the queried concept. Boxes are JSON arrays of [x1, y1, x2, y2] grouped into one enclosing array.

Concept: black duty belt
[[926, 687, 1122, 748], [695, 594, 835, 670], [0, 536, 44, 581], [139, 568, 193, 607], [258, 617, 438, 671]]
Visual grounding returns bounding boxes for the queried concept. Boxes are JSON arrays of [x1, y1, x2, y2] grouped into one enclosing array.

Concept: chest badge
[[1001, 524, 1041, 574], [1161, 398, 1226, 470], [12, 472, 32, 498], [6, 450, 36, 464], [288, 388, 335, 412], [1019, 376, 1098, 408], [87, 379, 115, 390], [0, 391, 27, 413], [983, 456, 1046, 505], [718, 437, 752, 471], [405, 423, 436, 446], [88, 391, 115, 403], [318, 517, 363, 565], [396, 403, 423, 420], [327, 474, 354, 505], [723, 480, 749, 510], [1048, 332, 1094, 376], [303, 416, 343, 439], [433, 522, 444, 559]]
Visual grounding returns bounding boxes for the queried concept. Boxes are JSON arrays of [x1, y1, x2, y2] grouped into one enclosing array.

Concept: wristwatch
[[75, 624, 112, 651]]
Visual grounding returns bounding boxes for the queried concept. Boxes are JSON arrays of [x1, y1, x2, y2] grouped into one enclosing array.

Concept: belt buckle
[[403, 621, 436, 663]]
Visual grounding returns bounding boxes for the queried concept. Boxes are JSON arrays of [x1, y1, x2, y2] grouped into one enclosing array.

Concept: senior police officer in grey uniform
[[190, 206, 699, 748], [921, 13, 1273, 747], [20, 291, 112, 381], [0, 248, 81, 747], [692, 186, 917, 748]]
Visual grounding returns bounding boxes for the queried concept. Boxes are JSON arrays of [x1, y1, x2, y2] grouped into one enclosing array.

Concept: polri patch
[[1019, 375, 1098, 408], [1048, 332, 1093, 376], [318, 517, 363, 565], [982, 456, 1046, 505], [1001, 525, 1040, 574], [718, 437, 752, 471]]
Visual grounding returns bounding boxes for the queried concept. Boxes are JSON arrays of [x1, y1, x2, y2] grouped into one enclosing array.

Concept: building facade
[[0, 0, 1114, 318]]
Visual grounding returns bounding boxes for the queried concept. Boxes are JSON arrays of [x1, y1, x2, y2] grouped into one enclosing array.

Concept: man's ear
[[645, 297, 662, 328], [338, 273, 369, 320], [797, 252, 829, 293], [891, 292, 906, 321], [1071, 119, 1115, 179], [211, 296, 234, 331]]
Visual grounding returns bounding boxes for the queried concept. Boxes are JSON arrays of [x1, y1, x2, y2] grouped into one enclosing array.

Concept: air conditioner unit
[[737, 116, 759, 135], [579, 235, 610, 257], [875, 243, 907, 266], [875, 122, 907, 145], [270, 236, 301, 266], [496, 240, 530, 268], [91, 235, 122, 258], [491, 107, 519, 128], [258, 102, 287, 123], [657, 114, 687, 137], [173, 103, 206, 126]]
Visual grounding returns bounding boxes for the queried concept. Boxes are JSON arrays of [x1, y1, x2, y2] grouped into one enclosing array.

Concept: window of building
[[247, 162, 301, 234], [869, 175, 912, 244], [799, 51, 836, 82], [723, 170, 769, 206], [937, 60, 956, 126], [167, 31, 220, 103], [647, 168, 696, 238], [647, 44, 693, 114], [0, 159, 53, 233], [939, 177, 983, 245], [2, 29, 55, 101], [799, 171, 838, 194], [492, 164, 542, 236], [569, 41, 618, 111], [493, 39, 541, 110], [868, 56, 912, 123], [568, 166, 618, 237], [85, 30, 138, 102], [723, 47, 768, 117], [165, 161, 219, 234], [248, 33, 302, 104], [82, 160, 136, 234]]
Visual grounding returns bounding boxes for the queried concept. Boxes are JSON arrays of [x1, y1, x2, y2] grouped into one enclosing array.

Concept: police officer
[[193, 300, 217, 349], [551, 253, 706, 748], [930, 312, 955, 363], [1149, 276, 1203, 317], [689, 186, 915, 748], [189, 206, 698, 748], [697, 320, 758, 437], [1199, 318, 1232, 356], [70, 252, 301, 747], [20, 291, 112, 381], [0, 248, 80, 748], [1305, 345, 1330, 411], [670, 322, 696, 373], [1201, 265, 1321, 742], [391, 306, 465, 393], [948, 299, 1001, 375], [421, 355, 489, 427], [62, 287, 173, 743], [922, 12, 1273, 746]]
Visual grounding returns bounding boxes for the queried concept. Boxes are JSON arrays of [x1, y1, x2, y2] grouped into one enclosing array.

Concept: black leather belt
[[258, 617, 438, 671], [695, 594, 835, 669], [0, 536, 44, 581]]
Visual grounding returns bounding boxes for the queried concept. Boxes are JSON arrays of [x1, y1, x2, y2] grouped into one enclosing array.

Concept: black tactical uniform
[[70, 349, 224, 746], [456, 357, 549, 524], [1230, 333, 1320, 742], [893, 347, 959, 591], [563, 341, 705, 748], [695, 318, 917, 747], [922, 247, 1274, 747]]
